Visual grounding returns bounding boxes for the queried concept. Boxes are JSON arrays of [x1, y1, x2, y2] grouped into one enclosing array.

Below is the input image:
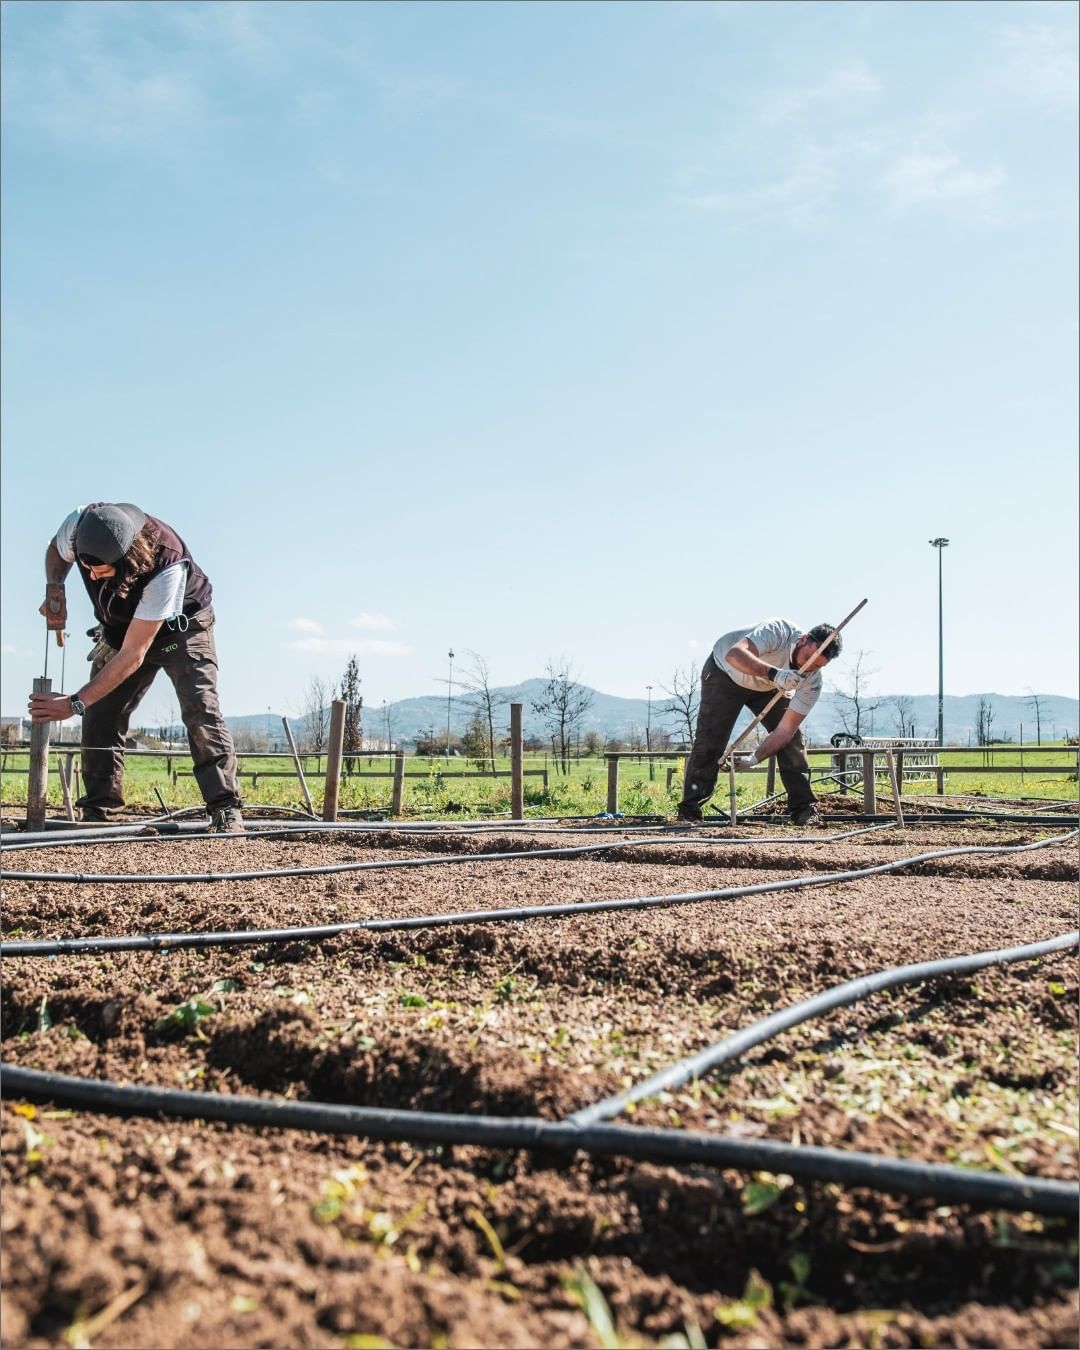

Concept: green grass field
[[2, 744, 1076, 819]]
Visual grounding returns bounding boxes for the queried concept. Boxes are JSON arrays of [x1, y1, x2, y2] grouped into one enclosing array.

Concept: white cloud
[[351, 612, 397, 631], [1, 5, 206, 147], [879, 149, 1005, 212], [288, 617, 324, 635], [763, 62, 882, 122], [999, 22, 1079, 111], [288, 637, 411, 657], [683, 143, 839, 225]]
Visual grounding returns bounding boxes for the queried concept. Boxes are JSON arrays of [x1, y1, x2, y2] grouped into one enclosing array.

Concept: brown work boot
[[208, 806, 245, 834], [676, 802, 704, 824]]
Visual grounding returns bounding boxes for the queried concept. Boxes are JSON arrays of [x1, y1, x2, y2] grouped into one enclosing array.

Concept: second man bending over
[[677, 617, 842, 827]]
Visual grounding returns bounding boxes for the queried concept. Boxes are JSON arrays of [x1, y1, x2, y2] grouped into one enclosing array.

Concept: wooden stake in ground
[[323, 699, 346, 822], [510, 703, 524, 820], [281, 716, 315, 817], [391, 750, 406, 815], [26, 677, 52, 831], [720, 598, 868, 767], [728, 759, 738, 826], [885, 748, 905, 828], [57, 752, 76, 823]]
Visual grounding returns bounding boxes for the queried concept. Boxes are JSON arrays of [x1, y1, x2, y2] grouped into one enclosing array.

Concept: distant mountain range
[[192, 681, 1078, 750]]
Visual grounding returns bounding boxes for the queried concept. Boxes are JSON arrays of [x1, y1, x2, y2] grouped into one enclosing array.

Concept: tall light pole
[[929, 538, 949, 747], [446, 648, 455, 760], [645, 685, 654, 780]]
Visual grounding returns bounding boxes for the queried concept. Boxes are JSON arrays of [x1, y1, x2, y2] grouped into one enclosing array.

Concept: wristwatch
[[766, 666, 779, 682], [70, 695, 86, 717]]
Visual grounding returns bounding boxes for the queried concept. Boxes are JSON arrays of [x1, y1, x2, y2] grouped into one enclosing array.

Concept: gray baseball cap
[[75, 503, 148, 564]]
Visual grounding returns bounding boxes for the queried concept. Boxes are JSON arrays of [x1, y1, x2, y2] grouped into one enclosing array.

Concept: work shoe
[[790, 804, 820, 827], [208, 806, 245, 834], [676, 802, 704, 824], [81, 808, 112, 824]]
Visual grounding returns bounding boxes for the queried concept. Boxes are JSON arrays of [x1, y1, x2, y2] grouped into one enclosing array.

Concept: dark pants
[[680, 655, 814, 817], [78, 608, 240, 816]]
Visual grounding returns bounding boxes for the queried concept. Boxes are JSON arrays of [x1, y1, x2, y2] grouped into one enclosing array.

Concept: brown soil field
[[1, 817, 1077, 1349]]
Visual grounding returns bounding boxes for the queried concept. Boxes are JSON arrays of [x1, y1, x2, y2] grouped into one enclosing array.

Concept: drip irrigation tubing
[[3, 831, 1074, 959], [569, 931, 1080, 1127], [0, 818, 898, 855], [0, 823, 899, 880], [0, 1064, 1072, 1216], [817, 811, 1078, 826]]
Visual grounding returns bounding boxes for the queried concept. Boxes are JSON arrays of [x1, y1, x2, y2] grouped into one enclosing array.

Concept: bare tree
[[891, 695, 915, 739], [661, 664, 700, 747], [830, 651, 885, 740], [975, 696, 995, 747], [1025, 689, 1044, 746], [458, 650, 507, 774], [531, 660, 594, 774], [300, 675, 332, 756]]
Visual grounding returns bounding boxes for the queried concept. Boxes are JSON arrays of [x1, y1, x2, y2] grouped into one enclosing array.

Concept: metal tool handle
[[719, 597, 868, 765]]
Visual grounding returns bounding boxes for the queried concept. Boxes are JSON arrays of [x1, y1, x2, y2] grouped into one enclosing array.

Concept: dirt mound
[[2, 820, 1076, 1348]]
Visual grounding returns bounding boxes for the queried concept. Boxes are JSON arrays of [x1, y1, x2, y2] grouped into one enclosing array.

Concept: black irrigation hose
[[818, 812, 1079, 826], [569, 932, 1080, 1127], [3, 831, 1074, 959], [1, 1065, 1073, 1216], [0, 823, 900, 880]]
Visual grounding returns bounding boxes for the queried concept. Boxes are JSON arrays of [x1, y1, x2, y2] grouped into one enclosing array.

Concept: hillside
[[216, 684, 1079, 751]]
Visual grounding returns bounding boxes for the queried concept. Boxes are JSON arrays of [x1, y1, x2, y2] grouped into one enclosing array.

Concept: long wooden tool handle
[[720, 597, 868, 764]]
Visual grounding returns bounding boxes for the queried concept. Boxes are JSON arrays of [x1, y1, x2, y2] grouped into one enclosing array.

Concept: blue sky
[[2, 0, 1077, 726]]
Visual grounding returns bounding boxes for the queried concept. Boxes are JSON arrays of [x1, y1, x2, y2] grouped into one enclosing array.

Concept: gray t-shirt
[[713, 617, 822, 716]]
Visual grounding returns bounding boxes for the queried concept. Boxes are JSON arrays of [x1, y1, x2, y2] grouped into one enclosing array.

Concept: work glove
[[730, 753, 758, 771], [86, 626, 119, 668], [39, 583, 67, 631], [771, 668, 803, 693]]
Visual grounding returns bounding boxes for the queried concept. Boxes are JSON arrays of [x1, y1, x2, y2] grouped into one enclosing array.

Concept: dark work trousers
[[78, 608, 241, 816], [680, 655, 814, 817]]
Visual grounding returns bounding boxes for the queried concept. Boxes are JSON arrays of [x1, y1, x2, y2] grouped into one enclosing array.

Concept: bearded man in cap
[[28, 503, 244, 832]]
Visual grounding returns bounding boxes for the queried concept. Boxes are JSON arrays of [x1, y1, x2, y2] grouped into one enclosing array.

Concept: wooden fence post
[[884, 749, 905, 828], [26, 678, 52, 830], [861, 749, 877, 816], [391, 750, 406, 816], [323, 698, 346, 822], [606, 755, 619, 814], [510, 703, 523, 820], [766, 756, 776, 798], [281, 716, 315, 817]]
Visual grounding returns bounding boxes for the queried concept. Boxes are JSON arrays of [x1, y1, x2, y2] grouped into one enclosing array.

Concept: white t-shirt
[[55, 508, 189, 623], [713, 617, 822, 716]]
